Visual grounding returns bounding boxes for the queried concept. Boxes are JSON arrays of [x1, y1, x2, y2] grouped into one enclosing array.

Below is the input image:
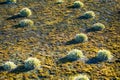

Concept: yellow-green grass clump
[[65, 49, 85, 61], [56, 0, 64, 4], [83, 11, 95, 19], [75, 33, 88, 43], [91, 23, 105, 31], [96, 50, 113, 61], [69, 74, 89, 80], [19, 8, 32, 17], [3, 61, 17, 71], [6, 0, 16, 3], [24, 57, 41, 70], [73, 1, 84, 8], [19, 19, 34, 27]]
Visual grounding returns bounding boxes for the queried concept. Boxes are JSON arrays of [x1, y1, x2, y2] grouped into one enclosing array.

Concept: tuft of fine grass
[[19, 8, 32, 17], [18, 19, 34, 27], [65, 49, 85, 61], [75, 33, 88, 43], [73, 1, 84, 8], [91, 23, 105, 31], [3, 61, 17, 71], [83, 11, 95, 19], [24, 57, 41, 70], [69, 74, 89, 80], [56, 0, 64, 4], [96, 50, 113, 61]]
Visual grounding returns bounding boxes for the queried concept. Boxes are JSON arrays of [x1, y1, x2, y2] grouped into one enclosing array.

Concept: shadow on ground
[[86, 57, 107, 64], [85, 28, 102, 33], [0, 1, 16, 5], [65, 39, 79, 45], [0, 2, 8, 5], [77, 16, 90, 20], [12, 24, 22, 28], [67, 5, 80, 9], [10, 65, 32, 73], [57, 57, 78, 64], [85, 28, 96, 33], [0, 66, 5, 72], [6, 14, 24, 20]]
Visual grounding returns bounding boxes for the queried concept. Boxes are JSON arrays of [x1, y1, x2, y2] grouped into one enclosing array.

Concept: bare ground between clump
[[0, 0, 120, 80]]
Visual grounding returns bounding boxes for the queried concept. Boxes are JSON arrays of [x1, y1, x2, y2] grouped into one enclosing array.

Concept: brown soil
[[0, 0, 120, 80]]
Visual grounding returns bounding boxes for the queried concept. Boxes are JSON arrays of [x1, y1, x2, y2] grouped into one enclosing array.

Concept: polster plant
[[69, 74, 89, 80], [19, 8, 32, 17], [73, 1, 84, 8], [75, 33, 88, 43], [65, 49, 85, 61], [3, 61, 17, 71], [24, 57, 41, 70], [91, 23, 105, 31], [96, 49, 113, 61], [83, 11, 95, 19], [19, 19, 34, 27]]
